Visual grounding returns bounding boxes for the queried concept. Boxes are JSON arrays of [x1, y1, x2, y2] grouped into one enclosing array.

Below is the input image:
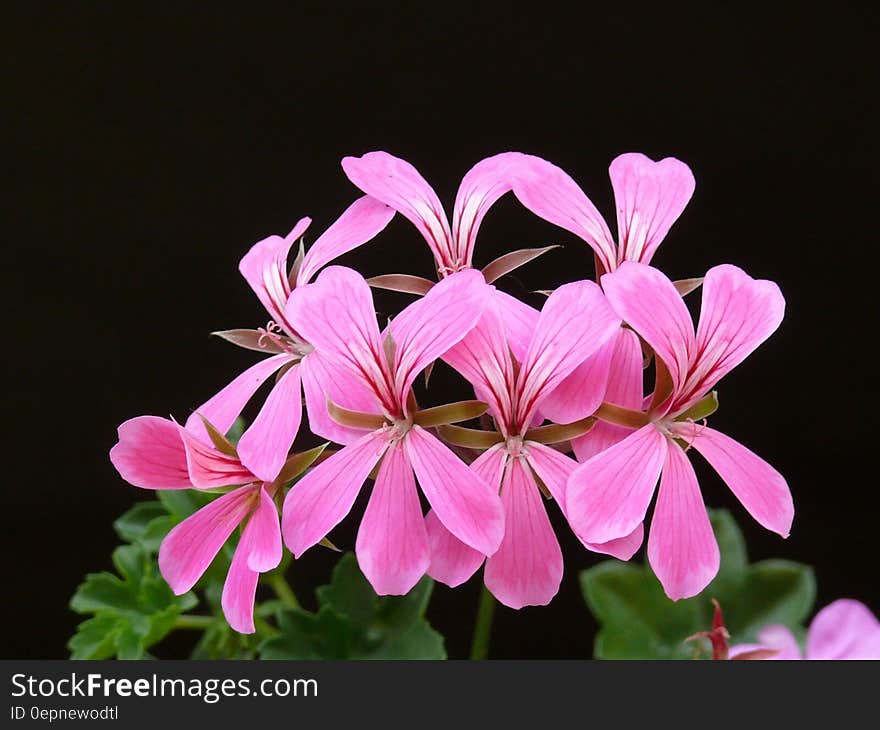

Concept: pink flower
[[566, 262, 793, 600], [506, 153, 696, 428], [341, 150, 542, 359], [110, 416, 289, 634], [280, 266, 504, 595], [427, 282, 635, 608], [192, 196, 394, 482], [730, 600, 880, 660]]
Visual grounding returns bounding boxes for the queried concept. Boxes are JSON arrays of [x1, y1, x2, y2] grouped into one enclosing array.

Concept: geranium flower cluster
[[110, 150, 792, 633]]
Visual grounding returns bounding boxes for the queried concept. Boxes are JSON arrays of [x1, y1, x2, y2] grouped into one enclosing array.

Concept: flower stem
[[267, 572, 300, 610], [469, 585, 496, 660], [174, 614, 215, 630]]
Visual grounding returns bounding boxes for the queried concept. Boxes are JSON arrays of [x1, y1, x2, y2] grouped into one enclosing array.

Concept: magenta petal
[[159, 486, 255, 594], [237, 364, 303, 483], [601, 262, 695, 397], [177, 426, 254, 489], [608, 153, 695, 265], [296, 196, 395, 286], [509, 154, 618, 274], [491, 289, 540, 363], [484, 459, 563, 609], [221, 540, 260, 635], [185, 354, 291, 441], [516, 280, 620, 425], [806, 599, 880, 659], [355, 442, 429, 595], [244, 485, 283, 572], [583, 524, 644, 560], [425, 510, 485, 587], [389, 268, 491, 400], [341, 151, 454, 268], [110, 416, 192, 489], [679, 424, 793, 538], [282, 429, 389, 557], [567, 424, 667, 544], [539, 333, 615, 425], [647, 444, 719, 600], [524, 441, 577, 512], [405, 426, 504, 556]]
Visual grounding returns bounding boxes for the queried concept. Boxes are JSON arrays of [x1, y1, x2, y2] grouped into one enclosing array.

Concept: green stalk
[[267, 572, 301, 610], [174, 614, 215, 630], [469, 585, 496, 660]]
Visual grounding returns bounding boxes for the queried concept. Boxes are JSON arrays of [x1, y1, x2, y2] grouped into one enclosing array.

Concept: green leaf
[[260, 553, 445, 659], [580, 509, 816, 659], [68, 614, 122, 660], [114, 501, 168, 544]]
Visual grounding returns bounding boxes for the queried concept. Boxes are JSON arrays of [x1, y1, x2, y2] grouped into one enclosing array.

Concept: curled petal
[[806, 599, 880, 660], [110, 416, 192, 489], [178, 426, 254, 489]]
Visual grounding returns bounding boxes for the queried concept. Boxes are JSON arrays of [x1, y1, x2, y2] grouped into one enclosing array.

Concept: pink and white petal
[[185, 354, 291, 441], [583, 524, 644, 561], [647, 443, 720, 600], [679, 264, 785, 409], [567, 424, 667, 544], [405, 426, 504, 556], [239, 217, 311, 329], [524, 441, 578, 511], [300, 350, 383, 446], [609, 153, 695, 265], [282, 429, 389, 557], [491, 289, 540, 363], [753, 625, 803, 660], [296, 196, 395, 286], [341, 151, 454, 267], [221, 540, 260, 634], [442, 301, 515, 427], [177, 425, 254, 489], [509, 154, 618, 273], [516, 280, 620, 426], [452, 152, 524, 266], [158, 486, 255, 594], [806, 599, 880, 660], [389, 268, 491, 400], [110, 416, 192, 489], [677, 424, 793, 538], [484, 459, 563, 609], [236, 364, 303, 483], [538, 333, 615, 425], [355, 442, 429, 595], [425, 510, 485, 587], [243, 485, 283, 572], [285, 266, 392, 408], [601, 262, 695, 396]]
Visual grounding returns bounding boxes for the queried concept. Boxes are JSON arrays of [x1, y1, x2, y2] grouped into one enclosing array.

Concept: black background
[[5, 4, 877, 658]]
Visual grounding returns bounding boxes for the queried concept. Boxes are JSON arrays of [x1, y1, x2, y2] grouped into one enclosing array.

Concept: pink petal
[[451, 152, 523, 267], [753, 625, 803, 660], [221, 540, 260, 634], [484, 458, 563, 609], [571, 328, 644, 460], [300, 350, 383, 446], [285, 266, 394, 411], [442, 300, 516, 429], [295, 196, 395, 286], [177, 425, 255, 489], [515, 280, 620, 426], [538, 332, 615, 425], [584, 524, 645, 561], [389, 268, 491, 401], [601, 262, 695, 398], [647, 443, 720, 600], [158, 485, 255, 594], [236, 364, 303, 483], [110, 416, 192, 489], [524, 441, 577, 510], [509, 154, 618, 273], [341, 151, 454, 269], [282, 429, 389, 557], [677, 423, 793, 538], [678, 264, 785, 411], [806, 599, 880, 660], [244, 485, 283, 572], [355, 442, 429, 595], [608, 153, 695, 265], [567, 424, 667, 544], [185, 354, 291, 440], [424, 445, 505, 587], [405, 425, 504, 556], [491, 289, 539, 363], [239, 217, 311, 332]]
